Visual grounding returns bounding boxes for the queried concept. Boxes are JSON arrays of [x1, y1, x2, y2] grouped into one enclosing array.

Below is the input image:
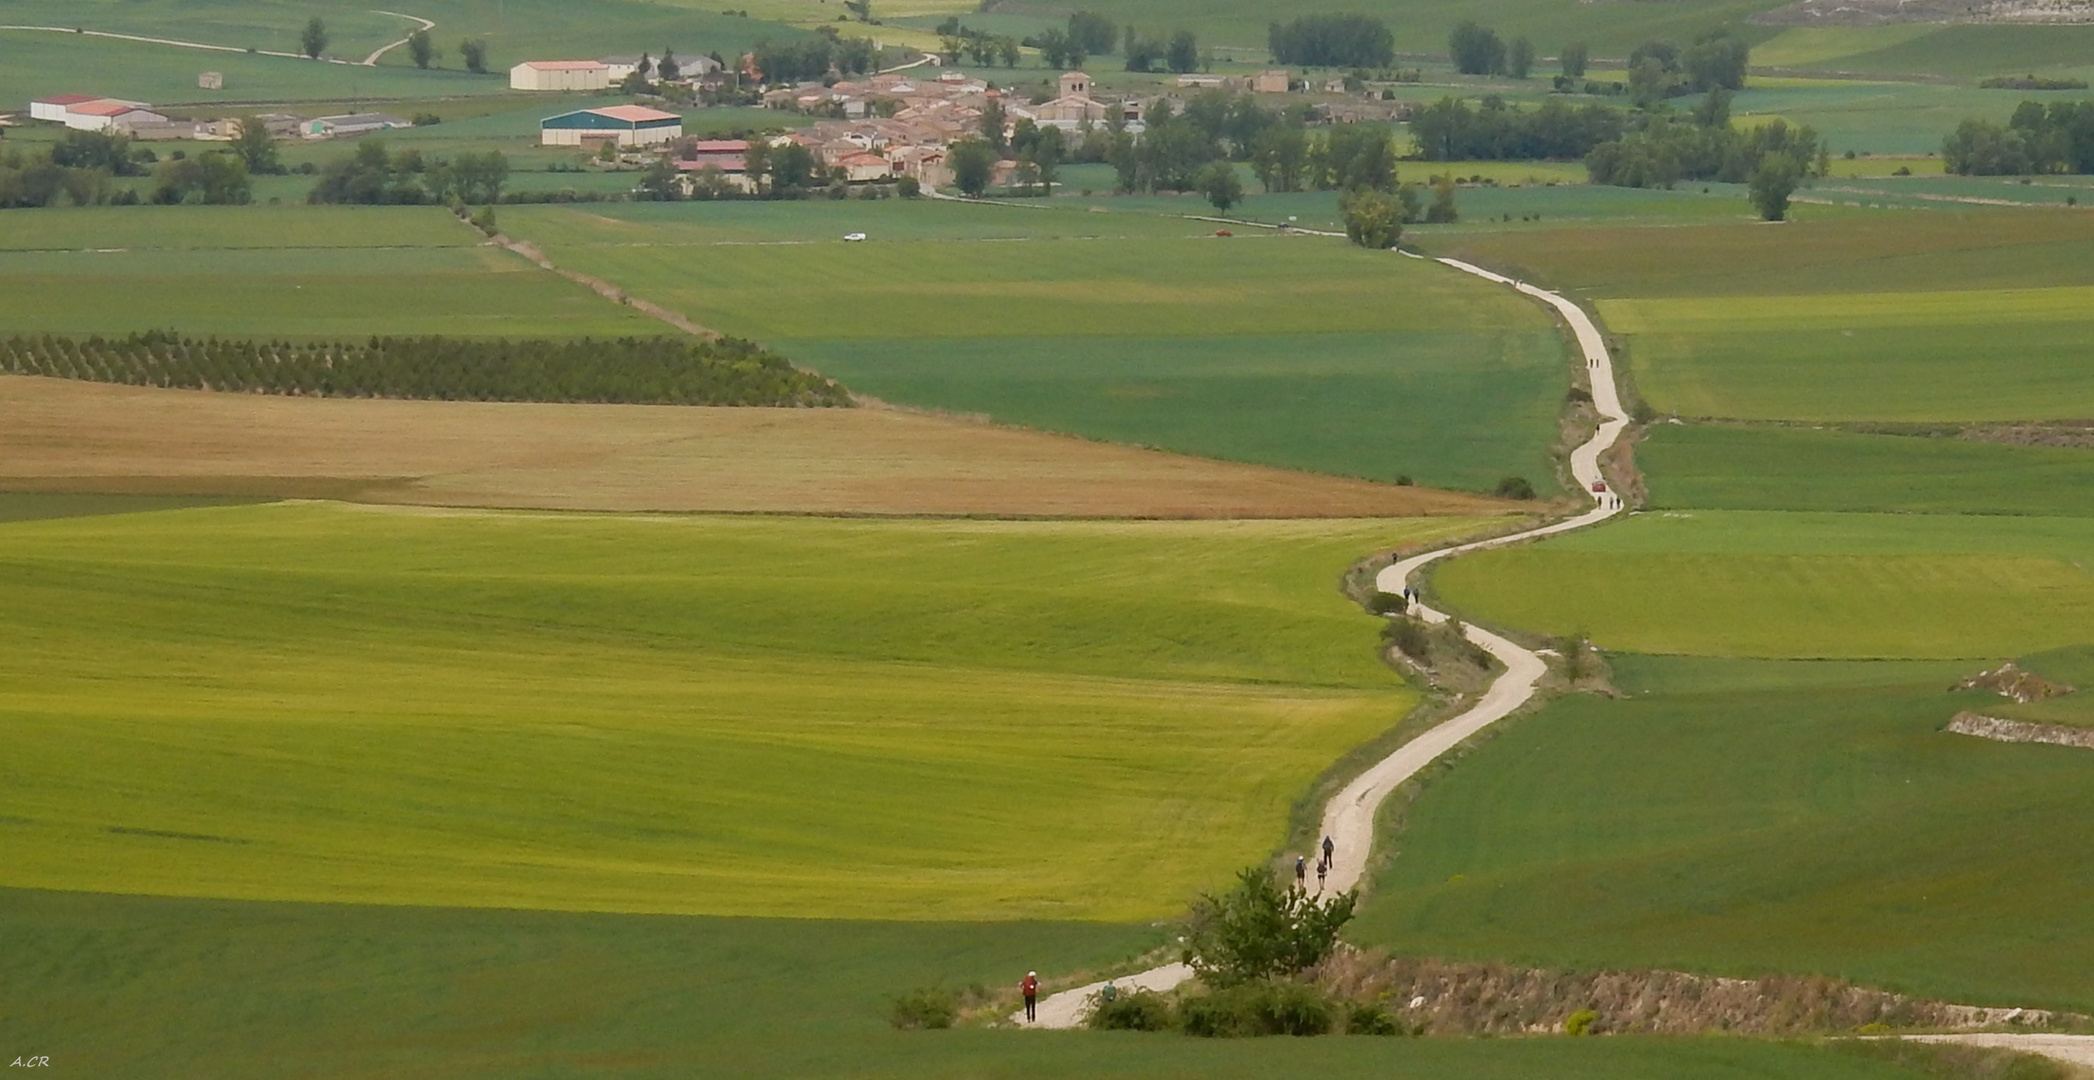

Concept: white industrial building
[[509, 60, 612, 92]]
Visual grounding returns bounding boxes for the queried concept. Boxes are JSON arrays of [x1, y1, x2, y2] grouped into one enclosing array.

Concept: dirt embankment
[[1314, 949, 2088, 1036], [1754, 0, 2094, 26]]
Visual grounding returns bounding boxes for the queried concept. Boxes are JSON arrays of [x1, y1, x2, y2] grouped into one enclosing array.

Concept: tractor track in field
[[1022, 252, 1632, 1029]]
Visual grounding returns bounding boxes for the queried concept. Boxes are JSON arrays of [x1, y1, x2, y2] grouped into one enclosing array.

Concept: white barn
[[510, 60, 612, 92]]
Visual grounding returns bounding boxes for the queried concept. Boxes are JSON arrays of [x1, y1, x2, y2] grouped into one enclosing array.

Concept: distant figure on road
[[1100, 980, 1118, 1004], [1295, 855, 1307, 888], [1022, 971, 1039, 1022], [1316, 859, 1327, 891], [1322, 835, 1335, 866]]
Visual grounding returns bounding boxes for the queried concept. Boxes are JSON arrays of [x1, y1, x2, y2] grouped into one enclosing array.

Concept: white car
[[843, 232, 867, 242]]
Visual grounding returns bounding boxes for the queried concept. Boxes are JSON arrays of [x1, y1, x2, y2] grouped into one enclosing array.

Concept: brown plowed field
[[0, 376, 1514, 519]]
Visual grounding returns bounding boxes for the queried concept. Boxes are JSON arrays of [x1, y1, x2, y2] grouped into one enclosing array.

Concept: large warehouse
[[539, 105, 683, 147], [509, 60, 611, 91]]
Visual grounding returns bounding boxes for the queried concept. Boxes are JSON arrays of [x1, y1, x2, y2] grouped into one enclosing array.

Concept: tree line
[[1943, 100, 2094, 175], [1585, 97, 1824, 219], [0, 331, 852, 407], [1410, 96, 1626, 161], [1269, 14, 1395, 69], [755, 29, 878, 82], [308, 141, 511, 205]]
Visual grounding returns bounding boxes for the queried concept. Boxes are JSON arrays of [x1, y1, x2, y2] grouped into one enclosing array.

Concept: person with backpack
[[1295, 855, 1307, 888], [1021, 970, 1040, 1022], [1322, 834, 1335, 868]]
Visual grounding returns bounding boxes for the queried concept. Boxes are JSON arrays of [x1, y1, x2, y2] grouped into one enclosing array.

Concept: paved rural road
[[362, 11, 437, 66], [1019, 256, 1632, 1028], [1903, 1034, 2094, 1067]]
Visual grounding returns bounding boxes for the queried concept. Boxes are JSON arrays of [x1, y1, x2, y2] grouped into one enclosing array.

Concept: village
[[11, 50, 1417, 200]]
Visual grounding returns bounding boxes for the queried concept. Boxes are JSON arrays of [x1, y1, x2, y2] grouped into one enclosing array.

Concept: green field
[[1640, 424, 2094, 518], [500, 200, 1571, 490], [1433, 510, 2094, 659], [0, 502, 1494, 921], [1350, 653, 2094, 1013], [1423, 210, 2094, 423], [0, 206, 652, 339], [3, 890, 1951, 1080]]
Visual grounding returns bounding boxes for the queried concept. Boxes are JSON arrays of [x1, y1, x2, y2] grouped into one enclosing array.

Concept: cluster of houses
[[27, 94, 410, 142]]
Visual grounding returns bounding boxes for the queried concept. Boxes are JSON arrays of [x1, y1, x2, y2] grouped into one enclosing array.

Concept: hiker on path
[[1022, 971, 1039, 1022], [1295, 855, 1307, 888], [1322, 835, 1335, 867], [1316, 859, 1327, 891]]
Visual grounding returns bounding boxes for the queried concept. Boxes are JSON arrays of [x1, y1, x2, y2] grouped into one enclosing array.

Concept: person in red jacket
[[1021, 971, 1040, 1022]]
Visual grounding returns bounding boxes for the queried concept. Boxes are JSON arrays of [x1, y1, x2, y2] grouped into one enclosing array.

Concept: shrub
[[1086, 989, 1175, 1031], [1347, 1002, 1403, 1035], [889, 987, 957, 1029], [1366, 591, 1407, 616], [1183, 867, 1356, 988], [896, 176, 921, 197], [1564, 1008, 1600, 1036], [1492, 476, 1537, 500], [1181, 981, 1337, 1038], [1381, 617, 1429, 661]]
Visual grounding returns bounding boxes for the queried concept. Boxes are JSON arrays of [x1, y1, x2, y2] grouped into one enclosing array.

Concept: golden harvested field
[[0, 376, 1513, 519]]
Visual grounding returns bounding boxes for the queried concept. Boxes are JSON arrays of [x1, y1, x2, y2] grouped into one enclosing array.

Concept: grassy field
[[1432, 510, 2094, 659], [1350, 653, 2094, 1013], [1639, 424, 2094, 518], [0, 501, 1497, 921], [0, 206, 652, 339], [500, 200, 1572, 491], [0, 890, 1952, 1080], [0, 374, 1518, 518], [1422, 210, 2094, 422]]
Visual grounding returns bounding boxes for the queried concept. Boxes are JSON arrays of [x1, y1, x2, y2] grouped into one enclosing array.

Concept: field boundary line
[[489, 232, 722, 340], [1023, 256, 1633, 1029]]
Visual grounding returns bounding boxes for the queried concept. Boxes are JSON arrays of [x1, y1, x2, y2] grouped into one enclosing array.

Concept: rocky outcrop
[[1946, 712, 2094, 751], [1954, 662, 2073, 704]]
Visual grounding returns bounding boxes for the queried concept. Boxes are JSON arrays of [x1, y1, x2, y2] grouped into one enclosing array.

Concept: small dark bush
[[1346, 1002, 1403, 1035], [1492, 475, 1537, 500], [1366, 591, 1407, 616], [889, 987, 957, 1030], [1182, 982, 1336, 1038], [1394, 474, 1413, 486], [1381, 616, 1429, 660], [1086, 989, 1175, 1031]]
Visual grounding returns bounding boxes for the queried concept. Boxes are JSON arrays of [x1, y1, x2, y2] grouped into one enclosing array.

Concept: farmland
[[500, 200, 1572, 491], [1433, 509, 2094, 658], [0, 374, 1514, 518], [3, 881, 1946, 1079], [1638, 424, 2094, 518], [0, 206, 653, 339], [1351, 652, 2094, 1013], [0, 501, 1497, 921]]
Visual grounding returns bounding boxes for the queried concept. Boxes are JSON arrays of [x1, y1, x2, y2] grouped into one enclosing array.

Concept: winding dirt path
[[1021, 256, 1631, 1028], [1, 10, 431, 68]]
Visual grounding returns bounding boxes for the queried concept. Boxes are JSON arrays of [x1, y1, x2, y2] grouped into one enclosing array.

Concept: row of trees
[[1032, 10, 1117, 69], [1449, 22, 1537, 80], [933, 19, 1022, 68], [1410, 96, 1627, 161], [307, 141, 510, 205], [1622, 32, 1751, 106], [0, 331, 851, 407], [1585, 107, 1823, 219], [1269, 14, 1395, 69], [1943, 100, 2094, 175], [755, 30, 878, 82], [0, 131, 256, 207]]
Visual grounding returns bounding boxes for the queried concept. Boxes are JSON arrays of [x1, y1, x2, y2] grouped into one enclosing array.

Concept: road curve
[[1020, 257, 1632, 1027], [363, 11, 437, 66]]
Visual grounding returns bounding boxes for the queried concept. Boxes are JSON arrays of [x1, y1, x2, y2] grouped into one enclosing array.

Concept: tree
[[1750, 154, 1802, 220], [1249, 125, 1308, 192], [230, 116, 281, 174], [459, 38, 489, 74], [1068, 11, 1115, 56], [1037, 29, 1071, 69], [659, 49, 681, 82], [948, 136, 996, 196], [1181, 867, 1356, 988], [639, 53, 654, 80], [155, 151, 251, 204], [1167, 30, 1199, 74], [638, 156, 683, 201], [300, 17, 328, 60], [1198, 160, 1243, 212], [1561, 41, 1589, 78], [1425, 174, 1457, 222], [1628, 55, 1671, 108], [844, 0, 872, 21], [1509, 37, 1535, 79], [979, 98, 1008, 152], [408, 29, 436, 69], [1340, 188, 1403, 248], [1683, 28, 1749, 92], [1268, 14, 1393, 68], [1694, 86, 1733, 128], [1449, 21, 1505, 76]]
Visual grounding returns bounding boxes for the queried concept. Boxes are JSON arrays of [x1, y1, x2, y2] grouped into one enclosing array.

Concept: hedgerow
[[0, 331, 851, 408]]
